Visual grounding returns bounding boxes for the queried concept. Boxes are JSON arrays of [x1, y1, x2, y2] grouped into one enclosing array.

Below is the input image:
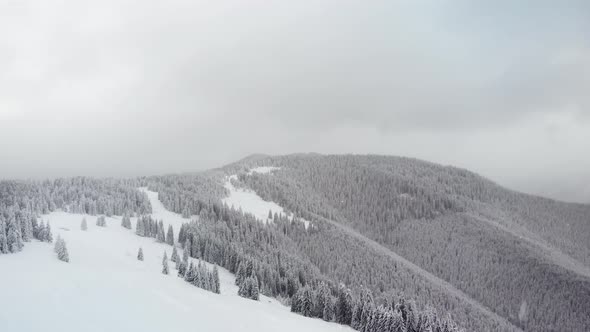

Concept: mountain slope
[[222, 154, 590, 332], [0, 189, 352, 332]]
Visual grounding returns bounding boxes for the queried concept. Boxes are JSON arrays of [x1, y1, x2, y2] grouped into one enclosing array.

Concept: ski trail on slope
[[465, 212, 590, 279], [310, 213, 523, 332]]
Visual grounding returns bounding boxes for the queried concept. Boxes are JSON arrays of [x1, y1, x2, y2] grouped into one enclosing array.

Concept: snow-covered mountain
[[0, 189, 352, 332]]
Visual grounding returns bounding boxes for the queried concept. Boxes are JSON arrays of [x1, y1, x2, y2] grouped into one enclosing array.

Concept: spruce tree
[[6, 218, 20, 253], [182, 241, 189, 263], [96, 216, 106, 227], [121, 213, 132, 229], [137, 247, 144, 261], [55, 237, 69, 262], [162, 251, 169, 275], [166, 225, 174, 246], [185, 262, 195, 283], [46, 222, 53, 243], [0, 218, 8, 254], [323, 297, 335, 322], [156, 220, 165, 242], [213, 265, 220, 294], [171, 246, 179, 263], [136, 218, 145, 237]]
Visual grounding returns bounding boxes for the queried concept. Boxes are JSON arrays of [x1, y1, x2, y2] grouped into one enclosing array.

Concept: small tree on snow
[[81, 218, 88, 231], [171, 246, 179, 263], [46, 222, 53, 243], [162, 251, 169, 275], [137, 247, 144, 261], [121, 213, 132, 229], [213, 265, 221, 294], [54, 236, 69, 262], [96, 216, 106, 227], [166, 225, 174, 246]]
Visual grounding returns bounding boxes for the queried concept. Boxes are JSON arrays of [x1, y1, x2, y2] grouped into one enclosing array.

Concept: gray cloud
[[0, 0, 588, 203]]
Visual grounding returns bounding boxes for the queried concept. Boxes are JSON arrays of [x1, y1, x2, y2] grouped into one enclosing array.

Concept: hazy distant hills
[[220, 154, 590, 332]]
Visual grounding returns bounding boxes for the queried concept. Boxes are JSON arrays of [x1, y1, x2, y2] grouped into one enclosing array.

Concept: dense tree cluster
[[175, 246, 220, 294], [165, 197, 467, 331], [146, 173, 226, 217], [135, 215, 168, 243], [0, 178, 150, 254]]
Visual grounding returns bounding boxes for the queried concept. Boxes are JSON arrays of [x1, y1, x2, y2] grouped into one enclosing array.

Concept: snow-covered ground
[[247, 166, 281, 175], [0, 190, 349, 332], [222, 168, 309, 227]]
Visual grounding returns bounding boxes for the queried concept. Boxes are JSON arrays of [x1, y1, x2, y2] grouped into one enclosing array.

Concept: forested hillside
[[0, 177, 151, 254], [4, 154, 587, 332], [218, 154, 590, 332]]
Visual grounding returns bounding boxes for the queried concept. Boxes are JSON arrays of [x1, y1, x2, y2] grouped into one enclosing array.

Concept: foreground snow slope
[[0, 190, 350, 332]]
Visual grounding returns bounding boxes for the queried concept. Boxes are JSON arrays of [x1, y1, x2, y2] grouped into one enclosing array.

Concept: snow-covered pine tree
[[315, 282, 330, 318], [299, 286, 314, 317], [238, 276, 259, 301], [0, 217, 8, 254], [81, 218, 88, 231], [6, 217, 21, 253], [46, 222, 53, 243], [54, 235, 62, 253], [54, 237, 69, 262], [250, 275, 260, 300], [121, 213, 132, 229], [156, 220, 165, 242], [390, 310, 405, 332], [166, 225, 174, 246], [96, 216, 106, 227], [136, 218, 145, 237], [162, 251, 169, 275], [182, 241, 189, 263], [21, 213, 33, 242], [323, 297, 336, 322], [171, 246, 179, 263], [336, 286, 353, 325], [184, 262, 195, 283], [137, 247, 144, 261], [235, 261, 245, 286], [212, 265, 220, 294]]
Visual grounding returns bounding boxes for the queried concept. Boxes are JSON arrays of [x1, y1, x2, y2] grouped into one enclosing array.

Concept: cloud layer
[[1, 0, 589, 202]]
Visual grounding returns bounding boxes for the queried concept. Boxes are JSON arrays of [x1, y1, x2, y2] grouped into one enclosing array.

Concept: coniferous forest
[[2, 154, 589, 332]]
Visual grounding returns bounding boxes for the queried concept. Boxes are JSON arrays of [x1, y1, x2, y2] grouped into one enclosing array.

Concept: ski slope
[[222, 167, 309, 227], [0, 190, 350, 332]]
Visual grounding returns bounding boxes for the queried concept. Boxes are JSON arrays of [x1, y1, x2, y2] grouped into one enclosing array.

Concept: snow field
[[0, 190, 350, 332], [222, 168, 310, 228]]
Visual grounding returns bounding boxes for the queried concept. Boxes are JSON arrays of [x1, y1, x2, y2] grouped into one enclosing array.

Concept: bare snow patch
[[248, 166, 281, 175], [222, 173, 309, 228], [139, 187, 193, 227]]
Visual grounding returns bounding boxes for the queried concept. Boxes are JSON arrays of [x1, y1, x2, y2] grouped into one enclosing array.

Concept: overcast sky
[[1, 0, 589, 203]]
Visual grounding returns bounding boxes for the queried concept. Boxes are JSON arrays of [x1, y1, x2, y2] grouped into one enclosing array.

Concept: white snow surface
[[247, 166, 281, 175], [222, 171, 309, 227], [0, 189, 349, 332]]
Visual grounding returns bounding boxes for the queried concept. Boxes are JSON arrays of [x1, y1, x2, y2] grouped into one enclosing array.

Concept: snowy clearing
[[222, 171, 309, 228], [247, 166, 281, 175], [0, 190, 348, 332]]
